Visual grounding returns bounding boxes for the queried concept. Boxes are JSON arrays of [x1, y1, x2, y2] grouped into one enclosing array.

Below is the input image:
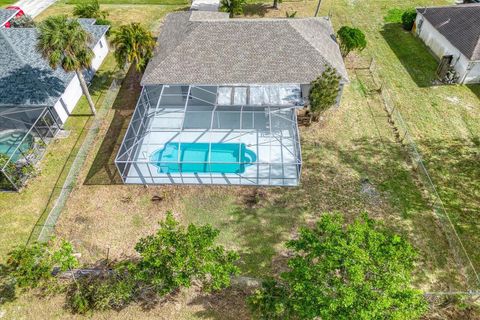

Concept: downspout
[[460, 61, 474, 84]]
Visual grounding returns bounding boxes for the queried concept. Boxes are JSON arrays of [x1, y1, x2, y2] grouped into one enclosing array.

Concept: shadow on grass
[[189, 288, 250, 320], [83, 65, 142, 185], [242, 3, 269, 17], [380, 23, 438, 87], [467, 84, 480, 101]]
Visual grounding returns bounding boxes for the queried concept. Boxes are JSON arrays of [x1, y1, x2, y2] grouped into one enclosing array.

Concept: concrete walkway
[[13, 0, 56, 18]]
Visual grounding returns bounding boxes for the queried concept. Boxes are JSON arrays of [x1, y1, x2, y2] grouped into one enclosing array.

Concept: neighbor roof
[[0, 20, 109, 107], [417, 4, 480, 60], [142, 12, 348, 86], [0, 8, 18, 27]]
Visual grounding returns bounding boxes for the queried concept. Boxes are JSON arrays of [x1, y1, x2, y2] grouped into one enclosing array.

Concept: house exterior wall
[[415, 13, 480, 84], [91, 35, 108, 71], [52, 35, 109, 124]]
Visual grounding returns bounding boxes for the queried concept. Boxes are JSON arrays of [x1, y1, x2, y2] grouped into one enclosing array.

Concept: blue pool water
[[150, 142, 257, 174], [0, 130, 34, 162]]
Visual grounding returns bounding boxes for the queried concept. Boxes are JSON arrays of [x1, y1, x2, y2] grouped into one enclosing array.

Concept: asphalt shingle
[[0, 9, 18, 27], [141, 12, 348, 86]]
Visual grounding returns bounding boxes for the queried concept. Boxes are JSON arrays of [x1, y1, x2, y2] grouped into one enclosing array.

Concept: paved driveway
[[13, 0, 56, 17]]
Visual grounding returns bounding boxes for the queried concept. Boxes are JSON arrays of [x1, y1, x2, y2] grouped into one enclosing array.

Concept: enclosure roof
[[417, 4, 480, 60], [0, 9, 18, 27], [141, 12, 348, 86], [0, 20, 109, 107]]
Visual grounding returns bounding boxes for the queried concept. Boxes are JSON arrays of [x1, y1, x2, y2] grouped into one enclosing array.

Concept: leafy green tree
[[402, 9, 417, 31], [308, 66, 341, 116], [133, 212, 240, 294], [3, 240, 78, 288], [220, 0, 245, 18], [111, 23, 155, 72], [66, 212, 239, 313], [337, 26, 367, 57], [37, 16, 97, 115], [249, 213, 427, 320]]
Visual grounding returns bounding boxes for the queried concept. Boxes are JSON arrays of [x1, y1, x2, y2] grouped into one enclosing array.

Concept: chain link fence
[[361, 58, 480, 292], [36, 71, 126, 243]]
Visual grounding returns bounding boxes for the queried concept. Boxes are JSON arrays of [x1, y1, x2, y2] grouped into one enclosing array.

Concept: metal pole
[[314, 0, 322, 17]]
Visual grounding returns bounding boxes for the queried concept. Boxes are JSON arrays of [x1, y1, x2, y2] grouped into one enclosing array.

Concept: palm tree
[[111, 23, 155, 72], [37, 15, 97, 115], [220, 0, 245, 18]]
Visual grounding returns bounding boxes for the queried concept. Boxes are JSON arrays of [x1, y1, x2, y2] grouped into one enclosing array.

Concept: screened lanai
[[0, 106, 60, 190], [115, 85, 303, 186]]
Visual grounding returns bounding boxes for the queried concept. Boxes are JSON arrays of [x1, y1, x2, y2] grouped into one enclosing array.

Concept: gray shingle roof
[[0, 8, 18, 27], [0, 21, 109, 107], [417, 4, 480, 61], [141, 12, 348, 86]]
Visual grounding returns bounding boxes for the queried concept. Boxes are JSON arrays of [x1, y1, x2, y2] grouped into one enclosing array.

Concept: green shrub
[[133, 212, 240, 294], [249, 213, 428, 319], [67, 273, 135, 313], [5, 241, 78, 288], [402, 9, 417, 31], [337, 26, 367, 57], [309, 66, 341, 116]]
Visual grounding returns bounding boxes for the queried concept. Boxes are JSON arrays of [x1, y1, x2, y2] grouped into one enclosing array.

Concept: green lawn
[[66, 0, 188, 5], [1, 0, 480, 318]]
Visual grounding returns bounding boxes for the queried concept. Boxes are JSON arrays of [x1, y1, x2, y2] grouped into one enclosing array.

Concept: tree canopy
[[248, 213, 427, 320], [111, 23, 155, 72], [37, 15, 97, 115], [337, 26, 367, 57]]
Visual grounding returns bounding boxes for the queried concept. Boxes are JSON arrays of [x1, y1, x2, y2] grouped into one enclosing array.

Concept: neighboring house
[[0, 18, 109, 191], [115, 11, 347, 187], [415, 4, 480, 84], [190, 0, 220, 11], [0, 18, 109, 124], [0, 8, 19, 28]]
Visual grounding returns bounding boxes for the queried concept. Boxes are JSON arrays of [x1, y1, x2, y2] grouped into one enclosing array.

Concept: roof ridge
[[473, 34, 480, 61]]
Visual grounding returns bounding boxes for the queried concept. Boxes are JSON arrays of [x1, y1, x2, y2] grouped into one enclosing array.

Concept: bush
[[248, 213, 427, 319], [133, 212, 240, 294], [220, 0, 245, 18], [337, 26, 367, 57], [11, 15, 35, 28], [308, 66, 341, 116], [5, 241, 78, 288], [67, 272, 135, 313], [402, 9, 417, 31]]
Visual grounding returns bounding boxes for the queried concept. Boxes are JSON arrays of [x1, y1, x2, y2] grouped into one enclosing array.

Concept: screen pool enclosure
[[115, 85, 303, 186], [0, 106, 60, 191]]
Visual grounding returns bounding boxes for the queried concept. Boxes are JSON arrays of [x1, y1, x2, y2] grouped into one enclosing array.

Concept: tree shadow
[[242, 3, 269, 17], [0, 66, 66, 105], [83, 65, 142, 185], [189, 287, 250, 320], [380, 23, 438, 88], [466, 84, 480, 101]]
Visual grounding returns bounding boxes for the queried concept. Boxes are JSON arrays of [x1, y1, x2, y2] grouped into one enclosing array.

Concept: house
[[0, 18, 109, 124], [415, 4, 480, 84], [0, 8, 19, 28], [0, 18, 109, 191], [190, 0, 220, 12], [115, 11, 347, 187]]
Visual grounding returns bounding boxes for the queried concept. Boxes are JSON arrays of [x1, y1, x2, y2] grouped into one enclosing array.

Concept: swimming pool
[[0, 130, 34, 162], [150, 142, 257, 174]]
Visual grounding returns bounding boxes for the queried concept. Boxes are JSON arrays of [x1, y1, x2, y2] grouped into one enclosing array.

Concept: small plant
[[11, 15, 35, 28], [220, 0, 245, 18], [285, 11, 297, 18], [337, 26, 367, 57], [308, 66, 341, 117], [73, 0, 108, 19], [402, 8, 417, 31]]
